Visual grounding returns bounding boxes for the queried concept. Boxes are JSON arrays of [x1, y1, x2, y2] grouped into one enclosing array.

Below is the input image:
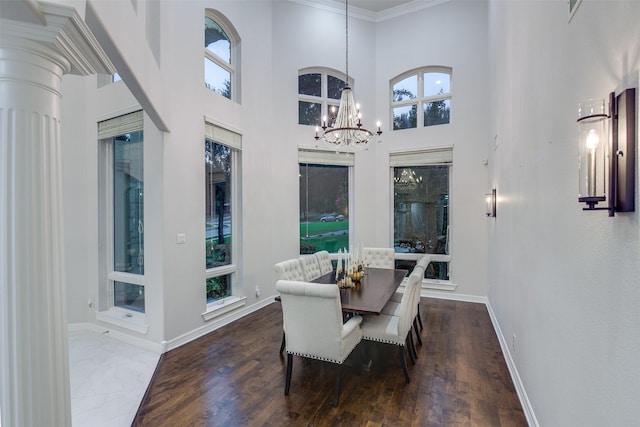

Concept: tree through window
[[391, 67, 452, 130], [205, 11, 240, 101]]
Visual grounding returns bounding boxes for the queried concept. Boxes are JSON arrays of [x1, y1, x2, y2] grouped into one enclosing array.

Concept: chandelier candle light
[[314, 0, 382, 148]]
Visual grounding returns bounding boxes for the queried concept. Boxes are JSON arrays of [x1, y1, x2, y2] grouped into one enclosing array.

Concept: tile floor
[[68, 329, 159, 427]]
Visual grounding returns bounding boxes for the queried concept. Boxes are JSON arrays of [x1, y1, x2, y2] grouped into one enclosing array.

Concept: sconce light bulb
[[586, 128, 600, 150]]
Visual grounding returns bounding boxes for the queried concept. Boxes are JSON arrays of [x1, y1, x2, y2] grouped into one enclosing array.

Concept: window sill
[[202, 296, 247, 322], [95, 309, 149, 334], [398, 278, 457, 293], [422, 279, 457, 292]]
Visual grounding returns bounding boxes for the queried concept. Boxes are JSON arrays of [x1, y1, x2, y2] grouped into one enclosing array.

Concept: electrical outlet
[[255, 286, 260, 297], [88, 299, 94, 308], [512, 333, 517, 352]]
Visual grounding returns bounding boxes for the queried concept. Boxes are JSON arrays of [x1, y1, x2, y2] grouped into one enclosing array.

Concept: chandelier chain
[[312, 0, 381, 148], [345, 0, 349, 84]]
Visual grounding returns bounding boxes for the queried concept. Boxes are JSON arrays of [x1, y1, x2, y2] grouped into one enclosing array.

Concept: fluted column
[[0, 3, 114, 426]]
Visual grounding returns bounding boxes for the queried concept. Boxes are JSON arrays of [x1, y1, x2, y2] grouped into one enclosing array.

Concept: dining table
[[312, 267, 408, 315]]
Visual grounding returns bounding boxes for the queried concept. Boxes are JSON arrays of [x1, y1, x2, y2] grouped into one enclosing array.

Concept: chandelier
[[314, 0, 381, 148]]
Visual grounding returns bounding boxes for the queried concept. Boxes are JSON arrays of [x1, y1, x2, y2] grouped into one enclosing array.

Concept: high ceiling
[[348, 0, 415, 13], [298, 0, 437, 20]]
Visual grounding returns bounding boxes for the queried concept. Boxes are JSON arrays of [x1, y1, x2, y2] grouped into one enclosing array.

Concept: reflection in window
[[114, 281, 145, 313], [298, 69, 348, 126], [391, 67, 452, 130], [393, 165, 449, 280], [299, 163, 349, 254], [113, 130, 144, 275]]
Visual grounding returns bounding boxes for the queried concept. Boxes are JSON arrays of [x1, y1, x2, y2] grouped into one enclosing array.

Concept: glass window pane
[[299, 164, 349, 254], [113, 130, 144, 275], [299, 73, 321, 97], [298, 101, 322, 126], [424, 99, 450, 126], [114, 281, 145, 313], [393, 75, 418, 102], [394, 259, 449, 280], [204, 17, 230, 63], [205, 58, 231, 99], [205, 141, 232, 270], [393, 165, 449, 256], [327, 75, 347, 100], [393, 105, 417, 130], [424, 72, 450, 97], [206, 274, 231, 302]]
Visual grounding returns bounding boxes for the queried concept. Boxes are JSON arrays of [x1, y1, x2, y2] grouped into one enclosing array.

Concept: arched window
[[298, 67, 349, 126], [205, 10, 240, 102], [391, 67, 452, 130]]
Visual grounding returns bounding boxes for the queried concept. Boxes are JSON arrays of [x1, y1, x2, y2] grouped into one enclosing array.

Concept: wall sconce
[[577, 88, 636, 216], [485, 188, 496, 217]]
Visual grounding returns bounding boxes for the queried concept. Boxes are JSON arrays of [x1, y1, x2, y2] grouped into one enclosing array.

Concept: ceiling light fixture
[[314, 0, 381, 148]]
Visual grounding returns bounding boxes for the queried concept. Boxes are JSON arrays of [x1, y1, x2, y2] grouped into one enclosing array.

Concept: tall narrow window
[[205, 122, 241, 310], [205, 141, 232, 301], [205, 11, 240, 101], [299, 149, 353, 254], [391, 149, 452, 281], [391, 67, 452, 130], [298, 68, 348, 126], [98, 111, 145, 313]]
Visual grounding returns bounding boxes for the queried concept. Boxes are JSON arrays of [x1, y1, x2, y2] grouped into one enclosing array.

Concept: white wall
[[488, 1, 640, 425], [61, 0, 489, 350], [374, 0, 491, 298]]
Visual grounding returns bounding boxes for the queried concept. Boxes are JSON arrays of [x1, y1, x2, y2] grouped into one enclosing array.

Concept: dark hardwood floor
[[133, 298, 527, 426]]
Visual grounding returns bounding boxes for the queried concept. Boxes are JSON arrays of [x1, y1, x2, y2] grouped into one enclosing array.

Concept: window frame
[[298, 149, 354, 255], [390, 66, 452, 130], [298, 67, 351, 127], [389, 148, 455, 291], [203, 121, 245, 320], [97, 110, 149, 332], [204, 10, 241, 102]]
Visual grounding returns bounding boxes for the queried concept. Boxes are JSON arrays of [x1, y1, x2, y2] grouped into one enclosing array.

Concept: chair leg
[[279, 331, 286, 354], [399, 345, 411, 383], [413, 318, 423, 346], [417, 304, 424, 331], [332, 364, 343, 407], [407, 332, 417, 364], [285, 353, 293, 396]]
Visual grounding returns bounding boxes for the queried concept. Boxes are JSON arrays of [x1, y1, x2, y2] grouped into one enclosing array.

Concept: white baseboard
[[420, 289, 488, 305], [163, 297, 275, 352], [485, 301, 538, 427], [67, 322, 164, 354]]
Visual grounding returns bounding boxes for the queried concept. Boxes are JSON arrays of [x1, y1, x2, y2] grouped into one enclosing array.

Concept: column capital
[[0, 0, 115, 75]]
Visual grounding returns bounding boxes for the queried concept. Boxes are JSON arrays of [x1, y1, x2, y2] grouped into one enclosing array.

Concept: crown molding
[[288, 0, 449, 22], [0, 1, 115, 75]]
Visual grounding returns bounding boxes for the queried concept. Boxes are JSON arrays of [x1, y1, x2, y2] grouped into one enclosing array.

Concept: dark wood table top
[[312, 267, 408, 315]]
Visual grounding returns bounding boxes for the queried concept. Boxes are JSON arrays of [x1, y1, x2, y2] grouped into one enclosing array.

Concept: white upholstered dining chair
[[360, 271, 422, 383], [276, 280, 363, 406], [298, 255, 322, 282], [391, 255, 431, 323], [274, 258, 306, 354], [314, 250, 333, 275], [362, 247, 395, 269], [274, 258, 305, 281]]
